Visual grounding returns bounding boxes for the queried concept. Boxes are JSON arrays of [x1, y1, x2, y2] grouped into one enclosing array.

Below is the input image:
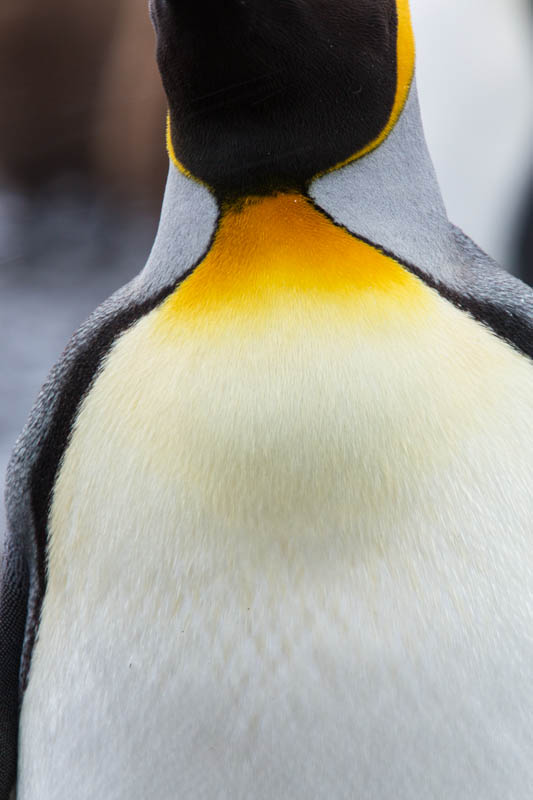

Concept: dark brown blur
[[0, 0, 167, 212]]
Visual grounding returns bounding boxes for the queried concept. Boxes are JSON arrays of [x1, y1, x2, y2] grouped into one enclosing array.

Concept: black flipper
[[0, 527, 29, 798]]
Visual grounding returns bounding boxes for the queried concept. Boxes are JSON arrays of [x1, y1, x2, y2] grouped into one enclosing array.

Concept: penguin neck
[[310, 78, 457, 279], [145, 79, 456, 292]]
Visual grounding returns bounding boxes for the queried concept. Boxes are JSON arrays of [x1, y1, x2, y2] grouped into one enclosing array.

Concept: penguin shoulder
[[449, 225, 533, 361]]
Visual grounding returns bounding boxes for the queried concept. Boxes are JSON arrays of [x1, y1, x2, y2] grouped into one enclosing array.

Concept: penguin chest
[[19, 196, 533, 798], [47, 230, 533, 539], [51, 192, 533, 537]]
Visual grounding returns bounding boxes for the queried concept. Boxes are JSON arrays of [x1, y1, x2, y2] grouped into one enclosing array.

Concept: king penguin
[[2, 1, 533, 798]]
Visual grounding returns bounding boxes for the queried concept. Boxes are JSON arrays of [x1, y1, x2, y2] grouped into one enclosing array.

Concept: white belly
[[19, 285, 533, 799]]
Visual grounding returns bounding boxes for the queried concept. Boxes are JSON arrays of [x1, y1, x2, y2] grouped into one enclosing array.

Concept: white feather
[[19, 285, 533, 799]]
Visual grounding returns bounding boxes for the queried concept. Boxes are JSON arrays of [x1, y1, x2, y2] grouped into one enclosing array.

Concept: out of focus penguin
[[2, 1, 532, 798]]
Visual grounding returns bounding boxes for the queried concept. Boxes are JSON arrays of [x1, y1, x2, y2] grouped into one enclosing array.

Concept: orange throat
[[156, 193, 430, 333]]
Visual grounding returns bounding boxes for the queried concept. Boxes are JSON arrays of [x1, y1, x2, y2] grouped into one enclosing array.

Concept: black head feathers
[[151, 0, 414, 199]]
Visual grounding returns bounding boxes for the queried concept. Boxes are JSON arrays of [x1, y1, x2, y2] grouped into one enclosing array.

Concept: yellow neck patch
[[156, 193, 429, 330]]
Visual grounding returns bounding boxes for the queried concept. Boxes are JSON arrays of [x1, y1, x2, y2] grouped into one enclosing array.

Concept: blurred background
[[0, 0, 532, 494]]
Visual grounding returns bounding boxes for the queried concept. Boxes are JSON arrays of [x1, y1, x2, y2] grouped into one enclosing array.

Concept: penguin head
[[151, 0, 414, 200]]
